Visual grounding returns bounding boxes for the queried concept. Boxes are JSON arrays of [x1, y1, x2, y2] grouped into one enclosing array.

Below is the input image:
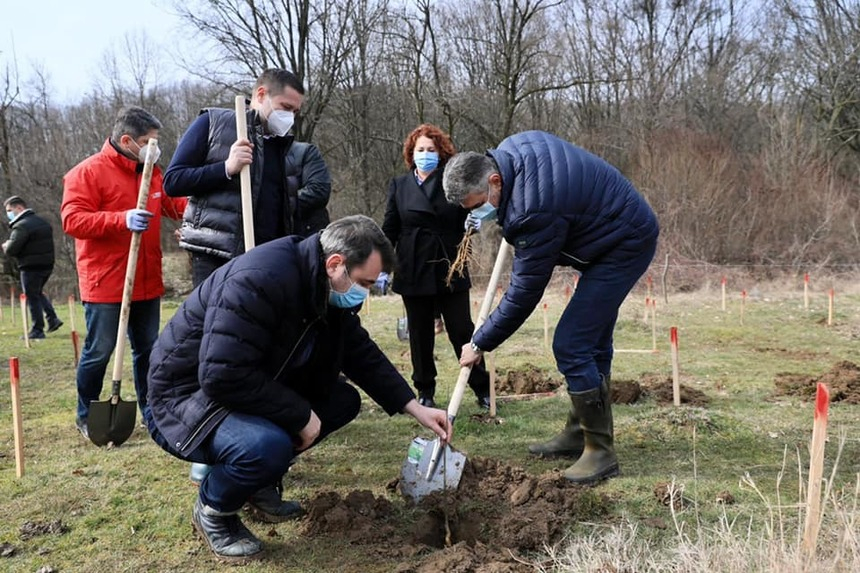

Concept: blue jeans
[[554, 237, 657, 392], [76, 298, 160, 420], [145, 376, 361, 513], [20, 267, 59, 333]]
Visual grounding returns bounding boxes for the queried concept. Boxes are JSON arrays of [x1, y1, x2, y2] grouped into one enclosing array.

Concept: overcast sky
[[1, 0, 187, 102]]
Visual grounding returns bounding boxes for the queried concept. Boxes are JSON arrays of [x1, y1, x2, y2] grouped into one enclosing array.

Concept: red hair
[[402, 124, 456, 169]]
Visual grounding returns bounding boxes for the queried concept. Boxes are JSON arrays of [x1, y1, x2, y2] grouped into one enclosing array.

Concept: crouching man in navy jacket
[[444, 131, 659, 486], [145, 215, 449, 563]]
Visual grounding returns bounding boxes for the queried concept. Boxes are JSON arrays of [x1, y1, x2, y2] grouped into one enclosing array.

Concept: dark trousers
[[145, 377, 361, 513], [554, 236, 657, 392], [20, 266, 59, 333], [191, 252, 229, 288], [402, 290, 490, 398]]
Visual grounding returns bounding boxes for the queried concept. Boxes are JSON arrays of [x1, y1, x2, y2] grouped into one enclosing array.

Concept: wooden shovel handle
[[235, 96, 255, 251], [110, 139, 158, 386], [446, 239, 512, 420]]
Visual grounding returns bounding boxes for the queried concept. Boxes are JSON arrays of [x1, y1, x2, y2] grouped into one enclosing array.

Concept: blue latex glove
[[464, 213, 482, 232], [125, 209, 153, 232], [375, 272, 390, 292]]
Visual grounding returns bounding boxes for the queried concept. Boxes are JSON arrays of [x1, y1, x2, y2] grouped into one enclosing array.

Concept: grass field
[[0, 279, 858, 572]]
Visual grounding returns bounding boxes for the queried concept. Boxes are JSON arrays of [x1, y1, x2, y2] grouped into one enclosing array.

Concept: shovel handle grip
[[235, 96, 255, 251], [446, 239, 512, 421]]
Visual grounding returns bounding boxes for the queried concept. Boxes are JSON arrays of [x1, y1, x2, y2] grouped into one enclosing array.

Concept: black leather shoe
[[418, 393, 435, 408], [477, 395, 491, 410], [47, 319, 64, 333], [244, 483, 304, 523], [22, 330, 45, 340], [192, 497, 263, 563]]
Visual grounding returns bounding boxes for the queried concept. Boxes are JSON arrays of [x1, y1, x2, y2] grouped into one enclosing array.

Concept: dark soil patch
[[773, 360, 860, 404], [301, 456, 610, 571], [19, 520, 67, 541], [496, 364, 561, 395], [611, 379, 642, 404], [639, 375, 710, 406], [753, 346, 822, 361]]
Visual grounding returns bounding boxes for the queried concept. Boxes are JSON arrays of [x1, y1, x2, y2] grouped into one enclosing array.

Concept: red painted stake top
[[721, 276, 726, 285], [10, 357, 20, 381], [741, 290, 747, 298], [829, 288, 834, 297], [670, 326, 678, 346], [804, 273, 809, 283], [814, 382, 830, 420], [19, 294, 26, 301], [542, 302, 547, 310]]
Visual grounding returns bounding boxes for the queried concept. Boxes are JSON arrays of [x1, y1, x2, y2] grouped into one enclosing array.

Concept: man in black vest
[[164, 68, 332, 286], [2, 196, 63, 339]]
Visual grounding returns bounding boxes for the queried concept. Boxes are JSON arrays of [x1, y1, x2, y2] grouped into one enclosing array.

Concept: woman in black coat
[[382, 124, 490, 409]]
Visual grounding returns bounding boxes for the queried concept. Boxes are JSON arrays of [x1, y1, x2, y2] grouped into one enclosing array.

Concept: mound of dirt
[[496, 364, 561, 395], [639, 375, 710, 406], [302, 456, 610, 571], [611, 379, 642, 404], [773, 360, 860, 404]]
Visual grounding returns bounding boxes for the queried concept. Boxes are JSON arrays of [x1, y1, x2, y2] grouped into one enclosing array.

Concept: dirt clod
[[497, 364, 561, 395], [640, 375, 710, 406], [773, 361, 860, 403], [19, 520, 68, 541]]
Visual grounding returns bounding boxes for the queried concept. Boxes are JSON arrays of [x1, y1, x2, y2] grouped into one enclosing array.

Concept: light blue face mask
[[413, 151, 440, 173], [470, 201, 497, 223], [7, 211, 15, 222], [329, 268, 370, 308]]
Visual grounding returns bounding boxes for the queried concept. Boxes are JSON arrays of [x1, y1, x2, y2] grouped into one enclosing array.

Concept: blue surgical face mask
[[470, 201, 497, 223], [6, 211, 15, 222], [413, 151, 440, 173], [329, 268, 370, 308]]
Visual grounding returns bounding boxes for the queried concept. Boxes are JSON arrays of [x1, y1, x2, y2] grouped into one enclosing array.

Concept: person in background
[[2, 195, 63, 339], [382, 124, 491, 410], [61, 106, 186, 441], [144, 215, 450, 563], [164, 68, 331, 286], [164, 67, 332, 494], [443, 131, 658, 484]]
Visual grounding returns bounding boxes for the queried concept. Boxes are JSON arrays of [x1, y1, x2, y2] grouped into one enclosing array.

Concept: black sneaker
[[21, 330, 46, 340], [75, 417, 89, 439], [476, 395, 491, 410], [418, 393, 435, 408], [244, 484, 304, 523], [47, 319, 64, 333]]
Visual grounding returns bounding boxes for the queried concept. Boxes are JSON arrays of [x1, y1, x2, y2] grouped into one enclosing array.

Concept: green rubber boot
[[527, 393, 584, 458], [563, 380, 619, 484]]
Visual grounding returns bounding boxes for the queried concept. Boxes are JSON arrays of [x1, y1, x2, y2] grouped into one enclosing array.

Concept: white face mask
[[265, 97, 295, 137], [130, 139, 162, 164]]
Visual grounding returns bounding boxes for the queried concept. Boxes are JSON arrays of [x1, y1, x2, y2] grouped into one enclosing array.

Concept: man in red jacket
[[61, 106, 186, 441]]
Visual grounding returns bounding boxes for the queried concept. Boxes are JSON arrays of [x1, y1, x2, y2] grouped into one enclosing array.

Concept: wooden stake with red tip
[[740, 290, 747, 326], [670, 327, 680, 406], [542, 302, 549, 352], [650, 298, 657, 352], [71, 330, 81, 367], [802, 382, 830, 559], [20, 294, 30, 348], [721, 276, 727, 311], [827, 288, 834, 326], [68, 295, 77, 332], [10, 357, 24, 477]]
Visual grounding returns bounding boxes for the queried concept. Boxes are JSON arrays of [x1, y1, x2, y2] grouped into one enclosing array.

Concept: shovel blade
[[88, 385, 137, 447], [400, 436, 466, 502]]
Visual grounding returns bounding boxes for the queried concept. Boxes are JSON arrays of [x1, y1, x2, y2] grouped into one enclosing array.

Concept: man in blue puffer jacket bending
[[444, 131, 658, 485], [145, 215, 449, 563]]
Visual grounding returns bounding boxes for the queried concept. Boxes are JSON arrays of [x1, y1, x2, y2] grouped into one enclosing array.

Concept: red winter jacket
[[61, 139, 187, 303]]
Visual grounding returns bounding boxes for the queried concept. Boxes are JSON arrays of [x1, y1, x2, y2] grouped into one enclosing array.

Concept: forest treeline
[[2, 0, 859, 296]]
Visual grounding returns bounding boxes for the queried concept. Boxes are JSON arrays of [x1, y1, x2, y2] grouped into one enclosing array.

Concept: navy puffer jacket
[[147, 234, 415, 456], [474, 131, 659, 352]]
